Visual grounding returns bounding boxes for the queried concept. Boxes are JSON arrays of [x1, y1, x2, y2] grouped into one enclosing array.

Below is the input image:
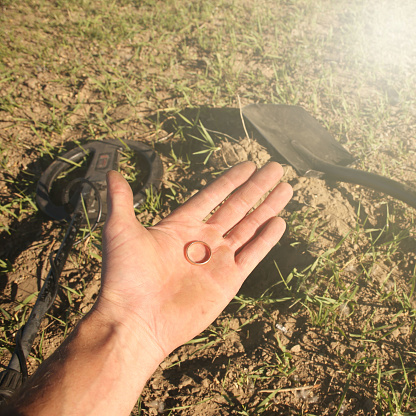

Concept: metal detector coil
[[0, 139, 163, 405], [36, 139, 163, 223]]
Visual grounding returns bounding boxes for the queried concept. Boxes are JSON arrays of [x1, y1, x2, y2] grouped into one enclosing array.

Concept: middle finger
[[206, 162, 284, 234]]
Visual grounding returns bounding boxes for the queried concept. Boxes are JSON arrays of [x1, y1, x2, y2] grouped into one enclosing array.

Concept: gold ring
[[185, 241, 212, 265]]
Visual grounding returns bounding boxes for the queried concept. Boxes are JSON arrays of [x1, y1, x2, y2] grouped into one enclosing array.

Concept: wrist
[[89, 296, 166, 366]]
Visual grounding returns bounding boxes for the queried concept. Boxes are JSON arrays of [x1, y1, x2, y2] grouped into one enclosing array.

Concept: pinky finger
[[235, 216, 286, 278]]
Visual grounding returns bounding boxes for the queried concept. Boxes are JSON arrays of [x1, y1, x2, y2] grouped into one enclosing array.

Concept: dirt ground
[[2, 110, 416, 415], [1, 1, 416, 415]]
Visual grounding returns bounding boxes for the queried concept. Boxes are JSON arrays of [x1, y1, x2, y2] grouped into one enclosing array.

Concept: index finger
[[169, 162, 257, 221]]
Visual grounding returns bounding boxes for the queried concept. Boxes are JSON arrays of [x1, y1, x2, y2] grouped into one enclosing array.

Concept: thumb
[[105, 170, 136, 223]]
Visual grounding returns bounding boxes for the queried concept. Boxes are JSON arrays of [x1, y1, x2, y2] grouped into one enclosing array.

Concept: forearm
[[3, 310, 163, 416]]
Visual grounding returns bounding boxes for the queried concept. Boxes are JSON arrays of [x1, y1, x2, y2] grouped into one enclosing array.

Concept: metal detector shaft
[[0, 211, 83, 402], [0, 141, 163, 404], [9, 212, 83, 370]]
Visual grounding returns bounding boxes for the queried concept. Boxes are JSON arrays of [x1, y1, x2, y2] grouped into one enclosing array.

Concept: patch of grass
[[2, 0, 416, 414]]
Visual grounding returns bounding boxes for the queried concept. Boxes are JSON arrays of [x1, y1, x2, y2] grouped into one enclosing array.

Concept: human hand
[[94, 162, 292, 362]]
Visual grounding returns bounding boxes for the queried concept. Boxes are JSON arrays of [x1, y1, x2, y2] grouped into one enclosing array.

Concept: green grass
[[1, 0, 416, 414]]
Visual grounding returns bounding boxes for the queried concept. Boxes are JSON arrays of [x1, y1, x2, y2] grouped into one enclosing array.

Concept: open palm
[[95, 162, 292, 359]]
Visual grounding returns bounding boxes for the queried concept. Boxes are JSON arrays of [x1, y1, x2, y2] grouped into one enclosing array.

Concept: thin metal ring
[[185, 241, 212, 266]]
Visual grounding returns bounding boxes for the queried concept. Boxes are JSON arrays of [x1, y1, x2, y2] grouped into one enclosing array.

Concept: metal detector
[[0, 139, 163, 404]]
